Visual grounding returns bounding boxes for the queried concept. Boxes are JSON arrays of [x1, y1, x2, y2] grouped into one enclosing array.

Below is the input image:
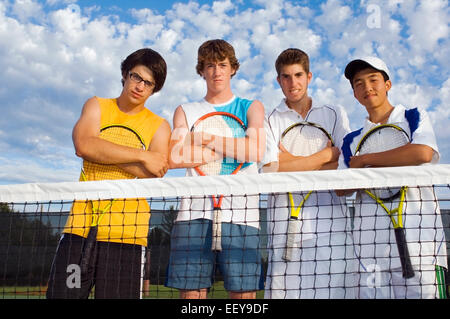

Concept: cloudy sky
[[0, 0, 448, 185]]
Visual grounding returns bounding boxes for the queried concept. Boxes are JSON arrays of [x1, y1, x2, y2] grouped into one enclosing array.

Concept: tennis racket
[[191, 112, 247, 251], [79, 124, 146, 276], [355, 124, 414, 278], [280, 121, 334, 261]]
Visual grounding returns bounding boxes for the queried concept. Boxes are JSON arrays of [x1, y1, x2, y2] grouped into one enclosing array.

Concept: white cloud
[[429, 79, 450, 137], [212, 0, 234, 14], [390, 83, 435, 109], [404, 0, 448, 53], [316, 0, 352, 32], [0, 156, 79, 184], [12, 0, 43, 22], [45, 0, 76, 6], [159, 29, 179, 52]]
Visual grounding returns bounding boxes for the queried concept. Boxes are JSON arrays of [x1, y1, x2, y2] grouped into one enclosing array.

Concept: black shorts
[[46, 233, 145, 299]]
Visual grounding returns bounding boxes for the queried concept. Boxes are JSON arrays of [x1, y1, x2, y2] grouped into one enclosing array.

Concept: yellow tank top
[[64, 97, 164, 246]]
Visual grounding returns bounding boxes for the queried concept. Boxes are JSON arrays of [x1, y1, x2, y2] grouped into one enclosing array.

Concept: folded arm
[[335, 143, 434, 197], [168, 105, 221, 169], [72, 97, 169, 178], [195, 101, 266, 163], [349, 143, 434, 168]]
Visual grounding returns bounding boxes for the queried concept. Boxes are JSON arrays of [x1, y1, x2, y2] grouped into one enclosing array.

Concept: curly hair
[[196, 39, 240, 77]]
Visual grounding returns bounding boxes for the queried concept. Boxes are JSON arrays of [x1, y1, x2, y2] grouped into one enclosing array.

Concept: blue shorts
[[165, 219, 264, 292]]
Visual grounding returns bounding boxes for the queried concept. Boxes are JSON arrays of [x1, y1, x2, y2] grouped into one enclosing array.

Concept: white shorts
[[357, 264, 447, 299], [264, 232, 358, 299]]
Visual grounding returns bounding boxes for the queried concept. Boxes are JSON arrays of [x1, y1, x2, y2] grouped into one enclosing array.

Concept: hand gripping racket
[[280, 121, 334, 261], [79, 124, 146, 276], [191, 112, 247, 251], [355, 124, 414, 278]]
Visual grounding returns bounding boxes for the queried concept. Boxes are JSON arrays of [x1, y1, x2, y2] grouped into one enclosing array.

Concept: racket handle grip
[[80, 227, 98, 276], [394, 228, 415, 279], [211, 209, 222, 251], [283, 218, 300, 262]]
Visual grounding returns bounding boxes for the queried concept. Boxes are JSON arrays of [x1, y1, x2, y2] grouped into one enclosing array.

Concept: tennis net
[[0, 165, 449, 299]]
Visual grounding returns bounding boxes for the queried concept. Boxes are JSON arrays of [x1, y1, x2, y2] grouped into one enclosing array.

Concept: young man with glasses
[[46, 48, 171, 299]]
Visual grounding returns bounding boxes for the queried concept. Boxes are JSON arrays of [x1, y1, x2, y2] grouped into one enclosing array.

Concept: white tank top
[[176, 96, 260, 229]]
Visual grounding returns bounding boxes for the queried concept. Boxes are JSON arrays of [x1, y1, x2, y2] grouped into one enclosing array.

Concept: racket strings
[[281, 123, 333, 262], [358, 126, 410, 199], [358, 127, 409, 154], [282, 125, 330, 156], [193, 114, 246, 176]]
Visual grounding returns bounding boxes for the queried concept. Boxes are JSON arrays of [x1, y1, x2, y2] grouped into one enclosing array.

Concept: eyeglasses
[[129, 72, 155, 90]]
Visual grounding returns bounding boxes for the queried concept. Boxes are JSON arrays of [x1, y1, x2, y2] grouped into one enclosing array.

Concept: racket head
[[281, 121, 333, 156], [280, 122, 333, 262], [356, 124, 410, 155], [356, 124, 411, 199], [82, 124, 146, 181], [191, 112, 247, 176]]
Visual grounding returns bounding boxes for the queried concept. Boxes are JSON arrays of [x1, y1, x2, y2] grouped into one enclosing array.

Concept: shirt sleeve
[[338, 132, 351, 170], [331, 105, 352, 170], [332, 105, 352, 151], [259, 116, 279, 168], [410, 108, 440, 164]]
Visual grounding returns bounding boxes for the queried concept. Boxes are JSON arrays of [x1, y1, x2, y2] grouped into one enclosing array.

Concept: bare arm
[[263, 140, 340, 173], [117, 120, 171, 178], [72, 97, 168, 177], [336, 143, 433, 197], [196, 100, 266, 163], [168, 105, 221, 169], [276, 140, 340, 172], [349, 143, 434, 168]]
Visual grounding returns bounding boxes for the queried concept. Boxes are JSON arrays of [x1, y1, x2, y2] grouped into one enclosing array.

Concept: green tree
[[0, 202, 60, 286]]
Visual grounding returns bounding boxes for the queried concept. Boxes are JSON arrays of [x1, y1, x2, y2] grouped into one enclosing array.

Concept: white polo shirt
[[264, 99, 352, 248], [339, 105, 447, 271]]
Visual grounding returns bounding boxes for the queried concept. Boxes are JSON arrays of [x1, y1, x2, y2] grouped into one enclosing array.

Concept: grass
[[1, 283, 264, 299], [1, 286, 47, 299], [143, 281, 264, 299]]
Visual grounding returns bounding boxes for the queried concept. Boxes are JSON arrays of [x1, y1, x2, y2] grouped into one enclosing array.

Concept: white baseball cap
[[344, 56, 391, 82]]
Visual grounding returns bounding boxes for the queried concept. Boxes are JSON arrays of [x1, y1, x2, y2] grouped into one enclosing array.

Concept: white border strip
[[1, 164, 450, 203]]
